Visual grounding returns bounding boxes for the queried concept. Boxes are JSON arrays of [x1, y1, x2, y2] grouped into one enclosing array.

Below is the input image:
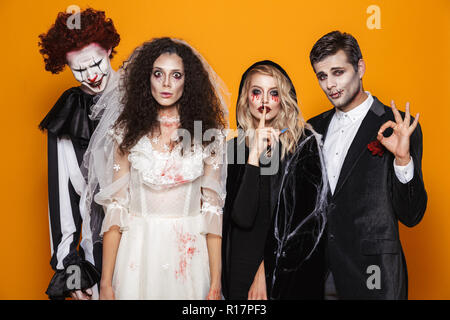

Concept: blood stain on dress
[[174, 224, 197, 281], [174, 174, 188, 184], [129, 262, 138, 271]]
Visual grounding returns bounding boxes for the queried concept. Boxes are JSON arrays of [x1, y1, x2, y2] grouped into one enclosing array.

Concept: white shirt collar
[[335, 91, 374, 123]]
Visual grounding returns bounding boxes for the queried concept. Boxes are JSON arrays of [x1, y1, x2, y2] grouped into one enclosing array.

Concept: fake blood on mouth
[[88, 76, 104, 88], [330, 90, 342, 99]]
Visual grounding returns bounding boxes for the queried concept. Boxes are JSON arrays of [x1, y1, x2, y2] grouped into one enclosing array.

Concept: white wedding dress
[[95, 130, 225, 300]]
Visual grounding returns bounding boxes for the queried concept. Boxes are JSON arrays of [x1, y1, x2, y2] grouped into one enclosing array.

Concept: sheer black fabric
[[222, 61, 328, 300]]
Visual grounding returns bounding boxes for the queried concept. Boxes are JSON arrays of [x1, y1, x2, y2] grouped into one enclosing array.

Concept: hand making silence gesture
[[248, 104, 281, 166]]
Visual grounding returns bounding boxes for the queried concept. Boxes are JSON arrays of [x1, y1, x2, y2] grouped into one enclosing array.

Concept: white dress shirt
[[323, 92, 414, 195]]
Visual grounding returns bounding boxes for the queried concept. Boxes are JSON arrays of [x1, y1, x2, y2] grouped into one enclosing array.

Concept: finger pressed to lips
[[258, 106, 267, 128], [258, 106, 271, 113]]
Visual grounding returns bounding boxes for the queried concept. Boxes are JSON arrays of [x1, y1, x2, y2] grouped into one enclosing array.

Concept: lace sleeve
[[200, 131, 227, 236], [94, 136, 131, 236]]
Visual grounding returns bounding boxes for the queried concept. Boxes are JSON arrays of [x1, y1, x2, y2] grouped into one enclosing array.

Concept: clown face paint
[[66, 43, 112, 95], [151, 52, 185, 107], [247, 72, 281, 125]]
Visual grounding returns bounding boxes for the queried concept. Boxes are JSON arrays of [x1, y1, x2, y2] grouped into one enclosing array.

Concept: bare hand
[[70, 288, 92, 300], [250, 106, 280, 159], [206, 284, 221, 300], [377, 100, 419, 166], [99, 285, 115, 300], [248, 269, 267, 300]]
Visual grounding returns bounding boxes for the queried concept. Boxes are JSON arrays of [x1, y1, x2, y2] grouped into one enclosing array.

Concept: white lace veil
[[80, 68, 123, 245], [81, 38, 230, 245]]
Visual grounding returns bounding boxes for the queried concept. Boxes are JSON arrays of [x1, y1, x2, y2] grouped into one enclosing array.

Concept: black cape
[[222, 61, 327, 300]]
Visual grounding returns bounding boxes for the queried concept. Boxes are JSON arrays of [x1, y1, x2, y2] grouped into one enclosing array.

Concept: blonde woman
[[222, 61, 328, 300]]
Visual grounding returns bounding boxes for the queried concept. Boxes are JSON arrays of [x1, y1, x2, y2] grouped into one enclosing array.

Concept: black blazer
[[308, 96, 427, 299]]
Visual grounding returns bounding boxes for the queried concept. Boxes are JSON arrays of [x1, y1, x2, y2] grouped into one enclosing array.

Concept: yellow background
[[0, 0, 448, 299]]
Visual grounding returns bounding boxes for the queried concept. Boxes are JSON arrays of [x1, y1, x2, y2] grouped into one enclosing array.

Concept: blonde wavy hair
[[236, 64, 305, 159]]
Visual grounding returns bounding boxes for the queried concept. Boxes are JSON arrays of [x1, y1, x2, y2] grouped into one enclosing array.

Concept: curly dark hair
[[115, 37, 226, 153], [38, 8, 120, 74]]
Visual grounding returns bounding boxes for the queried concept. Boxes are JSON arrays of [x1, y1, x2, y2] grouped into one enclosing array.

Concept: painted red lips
[[258, 106, 271, 113], [87, 75, 104, 88]]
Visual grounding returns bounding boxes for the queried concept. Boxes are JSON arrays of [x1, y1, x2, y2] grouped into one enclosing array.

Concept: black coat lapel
[[333, 97, 386, 198], [314, 109, 335, 141], [308, 108, 335, 200]]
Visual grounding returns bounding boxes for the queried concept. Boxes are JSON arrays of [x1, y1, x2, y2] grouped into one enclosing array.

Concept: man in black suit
[[307, 31, 427, 299]]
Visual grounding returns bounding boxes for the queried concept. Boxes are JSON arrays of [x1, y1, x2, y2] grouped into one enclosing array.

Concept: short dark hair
[[309, 31, 362, 72]]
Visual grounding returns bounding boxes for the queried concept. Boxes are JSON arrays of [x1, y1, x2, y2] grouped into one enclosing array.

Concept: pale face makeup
[[313, 50, 366, 112], [247, 72, 281, 125], [66, 43, 112, 95], [150, 52, 185, 107]]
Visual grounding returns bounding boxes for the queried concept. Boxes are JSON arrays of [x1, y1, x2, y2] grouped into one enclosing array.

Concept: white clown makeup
[[150, 52, 185, 107], [247, 72, 281, 125], [66, 43, 112, 95]]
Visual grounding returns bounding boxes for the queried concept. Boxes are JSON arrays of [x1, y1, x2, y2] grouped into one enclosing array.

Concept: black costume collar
[[39, 87, 99, 143]]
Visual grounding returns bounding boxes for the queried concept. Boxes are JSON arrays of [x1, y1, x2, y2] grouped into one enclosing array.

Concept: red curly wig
[[38, 8, 120, 74]]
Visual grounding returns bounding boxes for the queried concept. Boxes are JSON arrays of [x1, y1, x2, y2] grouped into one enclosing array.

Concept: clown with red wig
[[38, 8, 120, 300]]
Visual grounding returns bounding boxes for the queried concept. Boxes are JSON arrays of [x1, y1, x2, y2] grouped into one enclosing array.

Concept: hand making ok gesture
[[377, 100, 420, 166]]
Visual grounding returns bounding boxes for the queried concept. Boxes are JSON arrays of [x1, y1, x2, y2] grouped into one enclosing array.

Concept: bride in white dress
[[82, 38, 228, 300]]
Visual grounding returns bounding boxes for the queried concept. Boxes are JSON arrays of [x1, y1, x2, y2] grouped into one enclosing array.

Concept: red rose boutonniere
[[367, 140, 385, 157]]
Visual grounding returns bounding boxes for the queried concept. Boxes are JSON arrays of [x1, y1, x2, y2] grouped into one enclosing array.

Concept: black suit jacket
[[308, 96, 427, 299]]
